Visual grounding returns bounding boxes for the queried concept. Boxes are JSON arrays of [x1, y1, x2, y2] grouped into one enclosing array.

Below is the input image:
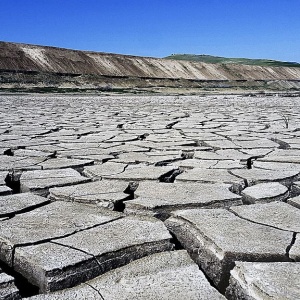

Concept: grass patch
[[165, 54, 300, 68]]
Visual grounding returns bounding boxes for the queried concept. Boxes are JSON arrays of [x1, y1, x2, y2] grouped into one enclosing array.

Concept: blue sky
[[1, 0, 300, 62]]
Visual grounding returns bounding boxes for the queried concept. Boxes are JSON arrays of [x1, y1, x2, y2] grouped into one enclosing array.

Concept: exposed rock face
[[1, 41, 300, 80], [1, 41, 300, 92]]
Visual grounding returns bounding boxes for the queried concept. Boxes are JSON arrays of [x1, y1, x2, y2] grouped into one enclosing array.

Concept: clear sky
[[1, 0, 300, 62]]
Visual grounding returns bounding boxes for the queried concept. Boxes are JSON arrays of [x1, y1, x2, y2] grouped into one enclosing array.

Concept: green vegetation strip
[[165, 54, 300, 68]]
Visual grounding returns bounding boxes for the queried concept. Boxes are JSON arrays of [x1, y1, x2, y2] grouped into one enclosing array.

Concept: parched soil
[[0, 94, 299, 299]]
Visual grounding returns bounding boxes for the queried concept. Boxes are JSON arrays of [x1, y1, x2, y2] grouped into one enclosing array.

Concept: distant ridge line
[[0, 41, 300, 93], [165, 54, 300, 68]]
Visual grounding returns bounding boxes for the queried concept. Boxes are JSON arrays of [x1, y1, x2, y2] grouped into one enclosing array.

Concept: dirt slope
[[1, 41, 300, 93]]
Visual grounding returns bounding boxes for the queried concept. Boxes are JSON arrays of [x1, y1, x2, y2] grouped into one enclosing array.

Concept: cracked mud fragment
[[0, 185, 12, 196], [13, 149, 54, 158], [0, 156, 44, 172], [241, 182, 289, 204], [291, 181, 300, 196], [210, 160, 244, 169], [0, 268, 20, 300], [49, 180, 135, 208], [20, 168, 91, 195], [253, 161, 300, 172], [193, 151, 232, 161], [215, 149, 251, 160], [37, 158, 94, 170], [230, 202, 300, 233], [0, 193, 49, 217], [87, 250, 226, 300], [103, 143, 148, 154], [28, 251, 226, 300], [58, 148, 114, 162], [176, 168, 245, 193], [288, 195, 300, 208], [99, 165, 178, 182], [230, 168, 299, 187], [177, 158, 219, 169], [13, 215, 172, 292], [0, 172, 8, 186], [201, 140, 241, 150], [125, 181, 242, 218], [225, 262, 300, 300], [115, 151, 182, 165], [0, 201, 121, 266], [289, 235, 300, 261], [0, 171, 12, 195], [238, 148, 272, 157], [165, 209, 292, 292], [0, 95, 300, 298], [27, 283, 100, 299], [233, 138, 279, 149], [258, 153, 300, 164], [83, 162, 128, 180]]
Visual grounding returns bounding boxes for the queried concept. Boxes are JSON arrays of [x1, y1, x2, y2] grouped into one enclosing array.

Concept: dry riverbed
[[0, 94, 299, 299]]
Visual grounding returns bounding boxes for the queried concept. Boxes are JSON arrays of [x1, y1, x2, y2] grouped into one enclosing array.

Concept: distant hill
[[165, 54, 300, 68], [0, 41, 300, 93]]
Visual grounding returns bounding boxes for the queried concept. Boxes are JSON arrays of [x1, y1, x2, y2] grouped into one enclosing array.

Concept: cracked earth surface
[[0, 94, 299, 299]]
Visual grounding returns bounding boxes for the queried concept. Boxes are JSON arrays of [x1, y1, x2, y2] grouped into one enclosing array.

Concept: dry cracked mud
[[0, 94, 299, 299]]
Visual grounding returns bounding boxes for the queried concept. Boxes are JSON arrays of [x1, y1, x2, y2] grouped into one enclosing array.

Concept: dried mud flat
[[0, 94, 300, 299]]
